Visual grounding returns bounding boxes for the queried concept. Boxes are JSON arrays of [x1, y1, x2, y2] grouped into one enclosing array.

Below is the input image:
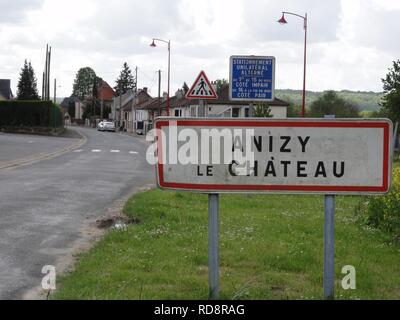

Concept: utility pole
[[47, 46, 51, 100], [158, 69, 161, 99], [54, 78, 56, 103], [44, 45, 48, 100], [42, 72, 45, 100], [131, 66, 138, 133]]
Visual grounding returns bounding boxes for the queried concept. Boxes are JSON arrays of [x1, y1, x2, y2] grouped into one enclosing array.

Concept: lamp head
[[150, 39, 156, 47], [278, 13, 287, 24]]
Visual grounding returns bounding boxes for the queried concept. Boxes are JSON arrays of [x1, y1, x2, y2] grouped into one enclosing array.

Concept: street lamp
[[150, 38, 171, 116], [278, 11, 308, 117]]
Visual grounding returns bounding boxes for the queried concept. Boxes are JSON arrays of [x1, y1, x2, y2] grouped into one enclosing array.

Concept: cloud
[[0, 0, 397, 97], [0, 0, 44, 23]]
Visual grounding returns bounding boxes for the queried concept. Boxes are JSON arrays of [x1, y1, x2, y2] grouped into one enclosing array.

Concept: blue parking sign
[[229, 56, 275, 101]]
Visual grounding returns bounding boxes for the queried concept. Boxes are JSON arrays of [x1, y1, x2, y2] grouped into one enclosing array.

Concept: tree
[[308, 91, 360, 118], [72, 67, 97, 101], [114, 62, 136, 96], [212, 79, 229, 92], [381, 60, 400, 123], [287, 104, 302, 117], [182, 82, 189, 94], [82, 76, 102, 119], [253, 102, 272, 118], [17, 60, 40, 100]]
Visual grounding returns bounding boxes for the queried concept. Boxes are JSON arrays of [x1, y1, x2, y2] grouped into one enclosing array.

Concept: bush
[[0, 100, 63, 128], [356, 167, 400, 242]]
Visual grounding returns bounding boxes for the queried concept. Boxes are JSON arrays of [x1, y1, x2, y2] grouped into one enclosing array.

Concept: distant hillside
[[275, 89, 384, 112]]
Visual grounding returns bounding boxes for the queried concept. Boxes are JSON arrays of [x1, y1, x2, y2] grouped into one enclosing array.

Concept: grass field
[[53, 190, 400, 300]]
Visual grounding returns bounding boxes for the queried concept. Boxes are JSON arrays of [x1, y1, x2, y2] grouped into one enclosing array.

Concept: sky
[[0, 0, 399, 98]]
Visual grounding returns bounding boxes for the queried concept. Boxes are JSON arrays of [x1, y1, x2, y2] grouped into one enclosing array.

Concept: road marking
[[92, 149, 102, 153], [73, 149, 82, 153], [129, 151, 138, 154], [110, 150, 120, 153]]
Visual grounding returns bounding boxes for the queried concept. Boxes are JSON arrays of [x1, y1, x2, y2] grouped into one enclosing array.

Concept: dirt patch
[[96, 216, 140, 229]]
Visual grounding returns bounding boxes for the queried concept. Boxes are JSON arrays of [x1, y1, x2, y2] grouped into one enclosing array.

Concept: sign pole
[[323, 194, 335, 299], [208, 193, 219, 300]]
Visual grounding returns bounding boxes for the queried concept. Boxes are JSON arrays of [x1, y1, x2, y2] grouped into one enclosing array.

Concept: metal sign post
[[208, 193, 219, 300], [323, 114, 335, 300], [324, 194, 335, 299]]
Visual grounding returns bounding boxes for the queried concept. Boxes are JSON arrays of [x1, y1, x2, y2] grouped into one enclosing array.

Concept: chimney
[[143, 87, 148, 93], [162, 91, 168, 102], [176, 89, 183, 99]]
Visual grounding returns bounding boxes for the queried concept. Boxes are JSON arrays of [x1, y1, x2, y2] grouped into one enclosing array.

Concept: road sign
[[186, 71, 218, 100], [229, 55, 275, 101], [155, 118, 392, 194]]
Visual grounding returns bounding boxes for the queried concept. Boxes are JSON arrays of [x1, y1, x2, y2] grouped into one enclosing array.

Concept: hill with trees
[[275, 89, 383, 112]]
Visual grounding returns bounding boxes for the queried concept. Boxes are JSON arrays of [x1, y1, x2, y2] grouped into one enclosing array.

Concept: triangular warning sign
[[186, 71, 218, 100]]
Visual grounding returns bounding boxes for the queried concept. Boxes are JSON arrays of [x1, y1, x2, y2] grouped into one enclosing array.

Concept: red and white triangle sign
[[186, 71, 218, 100]]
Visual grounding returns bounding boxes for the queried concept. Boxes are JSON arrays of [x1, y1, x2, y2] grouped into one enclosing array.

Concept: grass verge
[[53, 190, 400, 300]]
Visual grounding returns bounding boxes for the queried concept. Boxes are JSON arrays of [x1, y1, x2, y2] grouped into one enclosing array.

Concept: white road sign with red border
[[154, 118, 392, 194]]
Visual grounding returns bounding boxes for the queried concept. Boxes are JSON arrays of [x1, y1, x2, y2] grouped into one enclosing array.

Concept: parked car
[[97, 121, 116, 132]]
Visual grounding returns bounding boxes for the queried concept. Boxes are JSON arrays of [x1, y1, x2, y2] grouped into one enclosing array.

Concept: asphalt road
[[0, 131, 81, 164], [0, 127, 153, 299]]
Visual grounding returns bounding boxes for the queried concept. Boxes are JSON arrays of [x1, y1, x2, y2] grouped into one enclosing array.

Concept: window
[[232, 107, 240, 118], [245, 108, 249, 118], [174, 109, 182, 117]]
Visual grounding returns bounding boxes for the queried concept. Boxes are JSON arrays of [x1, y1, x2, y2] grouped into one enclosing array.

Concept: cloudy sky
[[0, 0, 399, 98]]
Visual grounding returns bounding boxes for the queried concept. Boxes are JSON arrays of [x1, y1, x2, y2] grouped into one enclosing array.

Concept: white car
[[97, 121, 116, 132]]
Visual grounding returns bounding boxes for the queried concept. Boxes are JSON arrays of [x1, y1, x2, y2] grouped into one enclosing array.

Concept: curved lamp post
[[150, 38, 171, 116], [278, 12, 308, 117]]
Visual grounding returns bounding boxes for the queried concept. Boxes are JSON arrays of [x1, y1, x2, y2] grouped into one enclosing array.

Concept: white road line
[[110, 150, 120, 153], [92, 149, 102, 153], [129, 151, 138, 154], [73, 149, 83, 153]]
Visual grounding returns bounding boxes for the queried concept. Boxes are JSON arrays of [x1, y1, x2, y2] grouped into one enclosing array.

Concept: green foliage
[[276, 89, 383, 112], [114, 62, 136, 96], [356, 167, 400, 243], [253, 103, 272, 117], [380, 60, 400, 124], [0, 100, 63, 128], [308, 91, 360, 118], [17, 60, 40, 100], [287, 104, 302, 117], [212, 79, 229, 92], [72, 67, 97, 101]]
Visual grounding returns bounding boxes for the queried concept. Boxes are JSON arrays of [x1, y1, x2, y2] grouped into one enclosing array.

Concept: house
[[111, 88, 153, 132], [166, 85, 289, 119], [203, 85, 289, 118], [0, 79, 13, 100], [97, 80, 115, 118]]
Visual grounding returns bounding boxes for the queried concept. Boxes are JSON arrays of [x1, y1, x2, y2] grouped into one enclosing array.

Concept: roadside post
[[186, 71, 219, 299], [323, 114, 335, 299], [208, 193, 219, 299], [324, 194, 335, 299]]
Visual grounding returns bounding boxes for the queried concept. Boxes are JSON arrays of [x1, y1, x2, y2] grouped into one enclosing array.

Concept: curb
[[0, 129, 87, 170]]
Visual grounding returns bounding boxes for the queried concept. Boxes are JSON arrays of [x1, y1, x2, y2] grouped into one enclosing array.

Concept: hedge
[[0, 100, 63, 128]]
